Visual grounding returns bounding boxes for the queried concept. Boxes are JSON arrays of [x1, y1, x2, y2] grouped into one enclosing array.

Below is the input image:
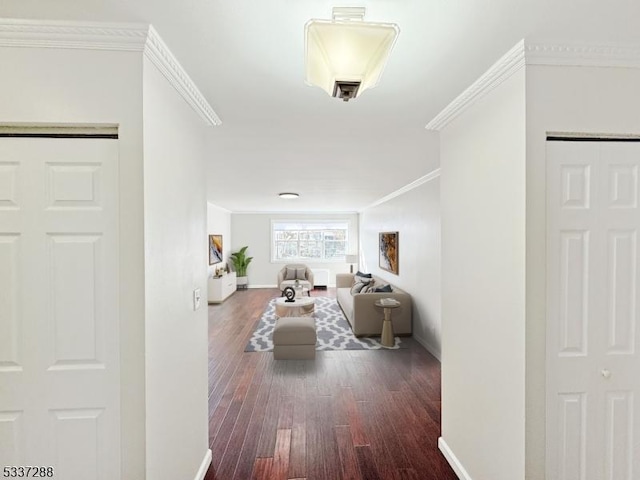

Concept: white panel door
[[0, 138, 120, 479], [547, 141, 640, 480]]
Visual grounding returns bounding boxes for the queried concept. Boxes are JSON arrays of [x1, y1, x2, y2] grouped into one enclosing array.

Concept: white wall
[[142, 56, 210, 480], [231, 212, 359, 287], [524, 64, 640, 480], [0, 45, 147, 479], [359, 176, 442, 358], [207, 202, 231, 277], [439, 68, 527, 480], [1, 36, 214, 480]]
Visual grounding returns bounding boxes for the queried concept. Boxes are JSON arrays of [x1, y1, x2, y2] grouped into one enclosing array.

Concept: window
[[272, 221, 349, 262]]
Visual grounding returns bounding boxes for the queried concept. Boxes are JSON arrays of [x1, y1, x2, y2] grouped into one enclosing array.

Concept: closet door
[[0, 137, 120, 479], [547, 140, 640, 480]]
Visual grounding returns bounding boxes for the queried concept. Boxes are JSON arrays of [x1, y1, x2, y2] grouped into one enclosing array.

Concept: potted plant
[[230, 246, 253, 289]]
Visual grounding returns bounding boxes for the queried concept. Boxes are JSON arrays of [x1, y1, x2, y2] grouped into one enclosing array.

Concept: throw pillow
[[351, 277, 373, 295], [354, 273, 373, 285], [374, 284, 392, 292], [355, 271, 372, 278], [295, 267, 306, 280], [285, 267, 296, 280], [362, 282, 377, 293], [350, 281, 369, 294]]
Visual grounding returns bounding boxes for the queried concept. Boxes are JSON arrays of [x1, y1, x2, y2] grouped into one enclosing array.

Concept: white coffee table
[[274, 297, 315, 318]]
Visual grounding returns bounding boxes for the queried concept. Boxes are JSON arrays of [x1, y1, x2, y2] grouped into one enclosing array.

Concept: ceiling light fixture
[[304, 7, 399, 102], [278, 192, 299, 199]]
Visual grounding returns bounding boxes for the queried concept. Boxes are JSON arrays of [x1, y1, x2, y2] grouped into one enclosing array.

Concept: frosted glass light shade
[[345, 254, 359, 263], [305, 18, 399, 100]]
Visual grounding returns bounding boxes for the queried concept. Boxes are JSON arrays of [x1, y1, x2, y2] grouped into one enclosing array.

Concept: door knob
[[601, 369, 611, 379]]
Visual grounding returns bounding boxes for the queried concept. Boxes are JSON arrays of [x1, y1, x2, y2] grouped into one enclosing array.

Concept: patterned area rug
[[244, 297, 405, 352]]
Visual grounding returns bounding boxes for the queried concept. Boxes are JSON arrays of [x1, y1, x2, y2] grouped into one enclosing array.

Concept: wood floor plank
[[396, 468, 421, 479], [357, 394, 410, 480], [288, 382, 307, 479], [232, 356, 275, 480], [318, 393, 342, 480], [304, 385, 326, 480], [215, 382, 261, 478], [335, 425, 362, 480], [211, 354, 263, 468], [271, 428, 291, 480], [218, 354, 272, 478], [251, 457, 273, 480], [343, 387, 368, 447], [276, 394, 295, 429], [255, 359, 287, 456], [354, 445, 382, 480]]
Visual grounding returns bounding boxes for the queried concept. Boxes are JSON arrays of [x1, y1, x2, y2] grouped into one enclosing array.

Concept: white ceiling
[[3, 0, 640, 212]]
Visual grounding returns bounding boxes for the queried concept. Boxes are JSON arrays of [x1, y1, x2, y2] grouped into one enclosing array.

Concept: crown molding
[[426, 39, 640, 131], [524, 41, 640, 67], [425, 40, 525, 131], [0, 19, 221, 126], [144, 26, 221, 126], [362, 168, 441, 211], [0, 18, 148, 50]]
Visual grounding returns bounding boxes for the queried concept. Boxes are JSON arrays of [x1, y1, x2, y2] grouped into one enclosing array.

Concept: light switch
[[193, 288, 201, 311]]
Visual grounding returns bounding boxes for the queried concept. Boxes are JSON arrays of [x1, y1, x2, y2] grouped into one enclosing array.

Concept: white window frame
[[270, 219, 350, 263]]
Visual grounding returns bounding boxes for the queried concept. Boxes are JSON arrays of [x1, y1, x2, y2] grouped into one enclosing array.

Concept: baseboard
[[193, 449, 212, 480], [438, 437, 473, 480], [413, 334, 441, 361]]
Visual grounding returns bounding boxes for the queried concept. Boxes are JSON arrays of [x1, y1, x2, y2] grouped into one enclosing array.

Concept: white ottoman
[[272, 316, 317, 360]]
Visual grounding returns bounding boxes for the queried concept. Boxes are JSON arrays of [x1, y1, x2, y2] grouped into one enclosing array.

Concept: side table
[[374, 299, 401, 348]]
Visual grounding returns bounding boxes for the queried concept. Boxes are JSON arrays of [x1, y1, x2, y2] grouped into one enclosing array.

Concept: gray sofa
[[336, 273, 412, 336]]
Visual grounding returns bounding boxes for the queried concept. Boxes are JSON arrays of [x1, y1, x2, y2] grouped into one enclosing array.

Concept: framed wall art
[[379, 231, 399, 274], [209, 234, 223, 265]]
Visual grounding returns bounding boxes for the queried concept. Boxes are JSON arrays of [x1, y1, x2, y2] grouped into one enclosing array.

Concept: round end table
[[374, 299, 401, 348]]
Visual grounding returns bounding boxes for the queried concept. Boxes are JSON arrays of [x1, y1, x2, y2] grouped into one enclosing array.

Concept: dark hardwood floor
[[204, 287, 458, 480]]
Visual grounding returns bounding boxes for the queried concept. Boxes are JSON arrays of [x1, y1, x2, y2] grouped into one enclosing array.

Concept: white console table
[[207, 271, 236, 303]]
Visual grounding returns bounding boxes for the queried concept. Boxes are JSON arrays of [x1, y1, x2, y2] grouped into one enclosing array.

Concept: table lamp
[[345, 254, 359, 273]]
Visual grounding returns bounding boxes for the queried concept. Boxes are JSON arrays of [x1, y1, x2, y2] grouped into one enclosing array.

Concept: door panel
[[0, 234, 21, 371], [0, 138, 120, 479], [606, 230, 636, 354], [557, 393, 587, 480], [604, 391, 634, 480], [559, 230, 590, 357], [547, 141, 640, 480]]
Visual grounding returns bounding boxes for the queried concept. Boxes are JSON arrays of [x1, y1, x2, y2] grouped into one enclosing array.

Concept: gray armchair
[[277, 264, 314, 291]]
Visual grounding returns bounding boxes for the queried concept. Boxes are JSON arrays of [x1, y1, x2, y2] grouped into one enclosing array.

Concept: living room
[[205, 173, 446, 477], [2, 1, 640, 480]]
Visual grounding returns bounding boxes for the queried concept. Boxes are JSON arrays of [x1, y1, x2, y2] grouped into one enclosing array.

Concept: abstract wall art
[[209, 234, 223, 265], [379, 231, 399, 274]]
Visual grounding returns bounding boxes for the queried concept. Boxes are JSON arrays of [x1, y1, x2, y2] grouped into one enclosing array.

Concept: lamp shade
[[305, 16, 399, 101], [345, 254, 359, 263]]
